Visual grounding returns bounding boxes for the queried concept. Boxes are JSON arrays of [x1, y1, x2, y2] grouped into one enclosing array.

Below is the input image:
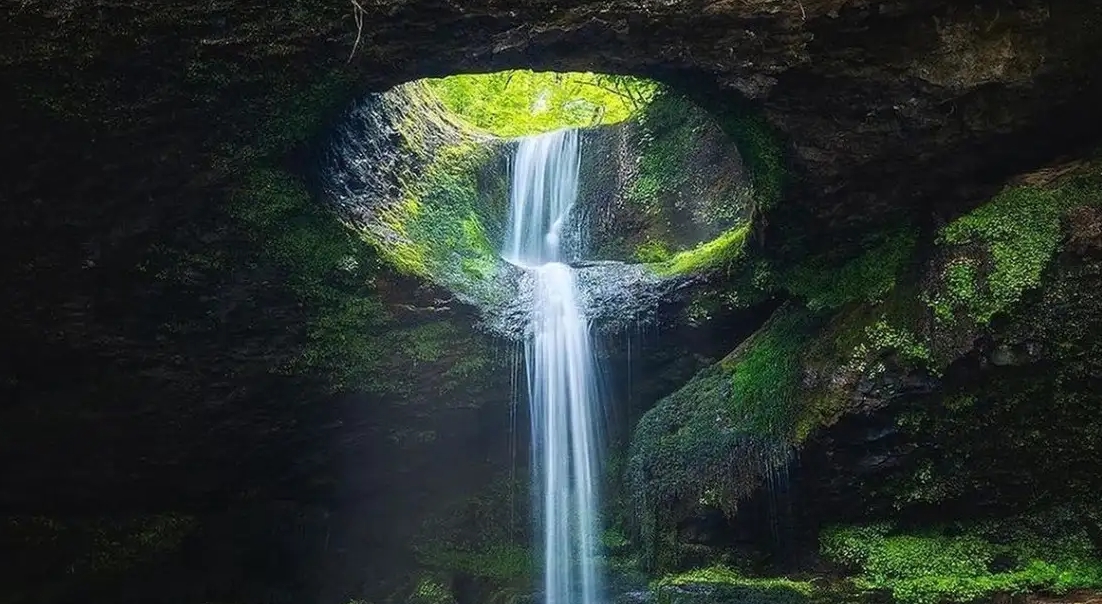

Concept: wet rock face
[[573, 99, 750, 262]]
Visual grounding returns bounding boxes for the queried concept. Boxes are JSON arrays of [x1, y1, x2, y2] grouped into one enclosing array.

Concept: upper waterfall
[[503, 129, 581, 265]]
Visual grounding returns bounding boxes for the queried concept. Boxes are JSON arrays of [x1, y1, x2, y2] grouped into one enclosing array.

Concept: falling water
[[505, 129, 604, 604]]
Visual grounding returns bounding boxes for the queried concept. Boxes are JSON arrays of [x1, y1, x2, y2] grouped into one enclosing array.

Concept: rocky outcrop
[[626, 156, 1102, 574]]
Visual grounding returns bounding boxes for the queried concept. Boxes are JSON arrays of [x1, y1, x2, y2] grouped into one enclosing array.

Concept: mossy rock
[[653, 567, 814, 604], [819, 515, 1102, 604], [575, 92, 771, 270]]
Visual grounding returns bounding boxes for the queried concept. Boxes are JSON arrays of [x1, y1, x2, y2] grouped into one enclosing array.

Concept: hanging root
[[348, 0, 365, 63]]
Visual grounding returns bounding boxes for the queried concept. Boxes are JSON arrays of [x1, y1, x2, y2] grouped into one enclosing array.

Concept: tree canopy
[[423, 70, 659, 137]]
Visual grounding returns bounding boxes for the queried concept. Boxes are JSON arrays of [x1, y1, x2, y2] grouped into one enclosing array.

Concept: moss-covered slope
[[625, 156, 1102, 586]]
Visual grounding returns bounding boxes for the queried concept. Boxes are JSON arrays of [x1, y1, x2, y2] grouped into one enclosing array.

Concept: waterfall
[[505, 129, 604, 604]]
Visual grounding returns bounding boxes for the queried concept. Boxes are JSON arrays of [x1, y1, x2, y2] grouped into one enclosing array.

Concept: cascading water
[[505, 129, 604, 604]]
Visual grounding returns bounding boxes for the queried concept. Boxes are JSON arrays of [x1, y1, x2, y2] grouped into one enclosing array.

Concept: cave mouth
[[321, 70, 762, 335]]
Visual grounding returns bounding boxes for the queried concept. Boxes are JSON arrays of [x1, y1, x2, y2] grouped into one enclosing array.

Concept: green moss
[[373, 139, 505, 298], [227, 166, 396, 391], [781, 229, 918, 311], [821, 520, 1102, 604], [614, 91, 754, 265], [625, 307, 819, 570], [792, 278, 934, 442], [408, 577, 456, 604], [418, 542, 533, 582], [724, 308, 818, 436], [413, 474, 531, 589], [618, 100, 782, 278], [860, 320, 932, 368], [653, 566, 814, 604], [635, 239, 675, 263], [253, 71, 357, 155], [629, 93, 704, 213], [656, 566, 813, 596], [651, 226, 750, 276], [930, 173, 1102, 325], [718, 107, 786, 210], [388, 322, 461, 364]]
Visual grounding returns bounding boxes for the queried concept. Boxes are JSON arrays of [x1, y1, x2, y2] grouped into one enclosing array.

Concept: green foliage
[[650, 226, 750, 276], [781, 229, 918, 311], [821, 521, 1102, 604], [424, 70, 658, 137]]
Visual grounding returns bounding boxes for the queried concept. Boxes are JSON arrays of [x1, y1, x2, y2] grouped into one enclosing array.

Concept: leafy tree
[[424, 70, 658, 137]]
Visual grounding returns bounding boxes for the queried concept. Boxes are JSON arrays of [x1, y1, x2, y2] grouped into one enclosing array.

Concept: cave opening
[[5, 2, 1102, 602], [310, 68, 775, 604]]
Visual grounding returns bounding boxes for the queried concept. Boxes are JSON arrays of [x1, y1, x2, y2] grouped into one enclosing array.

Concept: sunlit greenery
[[375, 140, 504, 292], [424, 70, 659, 137], [651, 226, 750, 276]]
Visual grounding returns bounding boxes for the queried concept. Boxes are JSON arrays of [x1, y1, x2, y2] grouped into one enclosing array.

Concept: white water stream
[[504, 129, 604, 604]]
